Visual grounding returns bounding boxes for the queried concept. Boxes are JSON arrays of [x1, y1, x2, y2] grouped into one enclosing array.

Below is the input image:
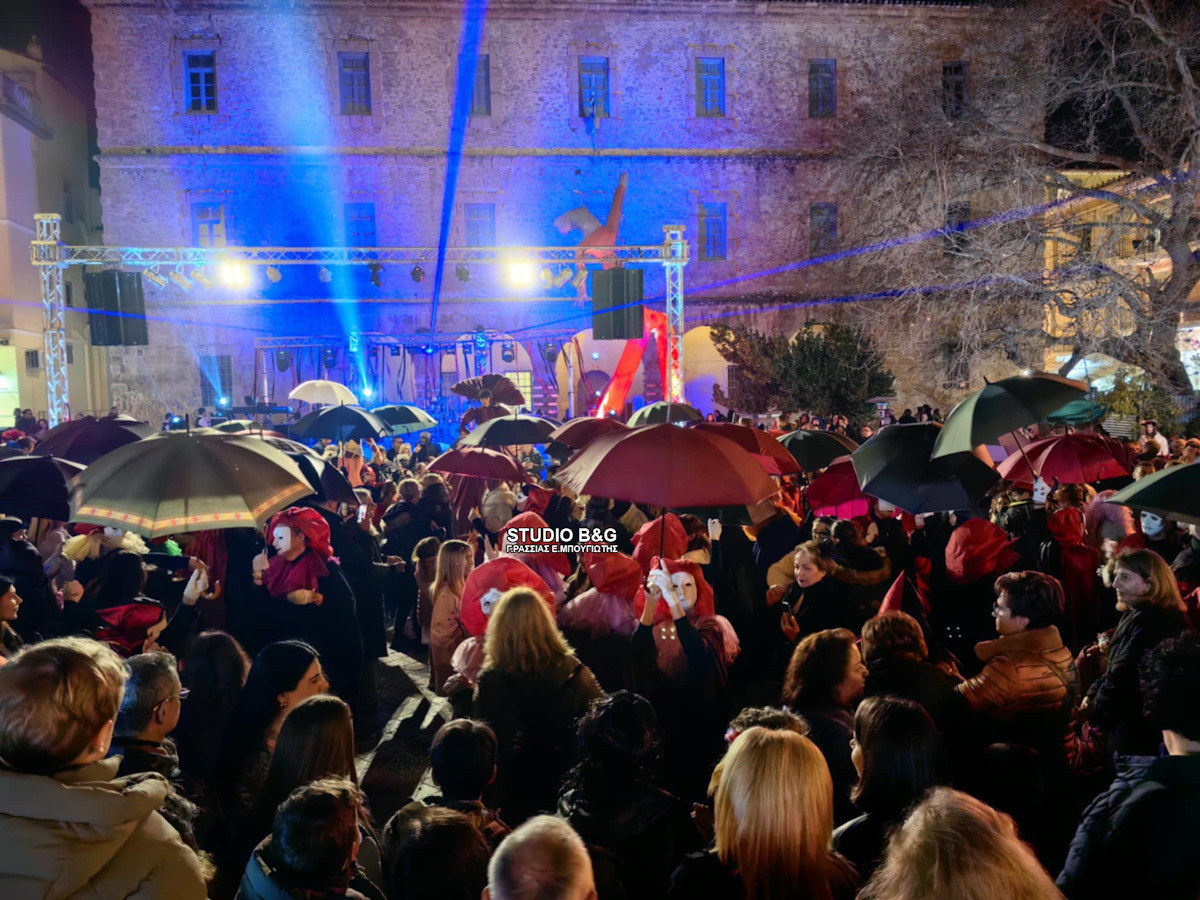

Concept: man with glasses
[[110, 651, 189, 779]]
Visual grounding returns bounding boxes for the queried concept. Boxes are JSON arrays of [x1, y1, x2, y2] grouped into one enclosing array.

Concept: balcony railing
[[0, 71, 53, 139]]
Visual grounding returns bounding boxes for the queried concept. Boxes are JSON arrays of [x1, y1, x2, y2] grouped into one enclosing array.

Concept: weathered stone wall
[[83, 0, 1021, 419]]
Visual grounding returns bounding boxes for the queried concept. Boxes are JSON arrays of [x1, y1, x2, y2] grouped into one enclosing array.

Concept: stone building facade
[[81, 0, 1019, 423]]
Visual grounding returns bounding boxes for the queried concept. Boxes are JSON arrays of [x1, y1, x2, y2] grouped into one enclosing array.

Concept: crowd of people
[[1, 402, 1199, 899]]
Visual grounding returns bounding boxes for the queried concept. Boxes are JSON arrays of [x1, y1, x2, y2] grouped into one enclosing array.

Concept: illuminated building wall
[[82, 0, 1014, 420]]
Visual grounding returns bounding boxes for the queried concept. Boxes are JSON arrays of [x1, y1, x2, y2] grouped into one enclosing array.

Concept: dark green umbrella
[[778, 429, 858, 472], [1044, 397, 1106, 425], [371, 404, 438, 435], [291, 405, 391, 442], [1106, 465, 1200, 526], [70, 432, 312, 537], [852, 423, 999, 514], [627, 401, 703, 427], [460, 414, 556, 447], [931, 373, 1087, 459], [0, 456, 85, 521]]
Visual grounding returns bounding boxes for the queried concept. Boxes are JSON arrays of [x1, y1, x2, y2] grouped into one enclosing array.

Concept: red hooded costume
[[631, 514, 688, 575], [1046, 507, 1099, 649], [264, 507, 334, 600], [460, 556, 556, 637], [557, 551, 643, 639], [946, 518, 1020, 585], [632, 557, 738, 676]]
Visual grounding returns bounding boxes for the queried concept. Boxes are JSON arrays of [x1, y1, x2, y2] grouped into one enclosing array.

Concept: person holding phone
[[770, 541, 854, 646]]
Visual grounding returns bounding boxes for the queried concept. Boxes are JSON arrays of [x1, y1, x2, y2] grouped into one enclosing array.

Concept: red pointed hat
[[267, 507, 334, 561], [584, 551, 643, 598], [633, 557, 715, 623], [945, 518, 1019, 585], [461, 556, 556, 637], [499, 510, 571, 577], [631, 514, 688, 575]]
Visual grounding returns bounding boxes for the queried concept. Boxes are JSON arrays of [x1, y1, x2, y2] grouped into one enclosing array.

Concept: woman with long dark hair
[[833, 695, 950, 880], [173, 630, 250, 783], [213, 640, 328, 826]]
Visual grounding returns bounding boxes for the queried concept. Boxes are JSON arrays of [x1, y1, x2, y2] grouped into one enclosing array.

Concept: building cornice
[[99, 144, 837, 160]]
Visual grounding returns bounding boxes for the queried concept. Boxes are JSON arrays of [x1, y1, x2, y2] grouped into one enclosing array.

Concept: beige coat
[[0, 757, 206, 899], [957, 625, 1076, 718], [430, 584, 468, 694]]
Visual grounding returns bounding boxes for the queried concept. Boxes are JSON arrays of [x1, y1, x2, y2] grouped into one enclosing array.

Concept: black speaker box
[[592, 268, 644, 341], [84, 271, 148, 347]]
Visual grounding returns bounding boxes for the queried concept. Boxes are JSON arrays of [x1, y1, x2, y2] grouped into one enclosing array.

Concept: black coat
[[669, 849, 858, 900], [784, 576, 859, 639], [1086, 605, 1189, 756], [863, 657, 968, 739], [0, 536, 57, 639], [1058, 755, 1200, 900], [314, 507, 389, 659], [794, 706, 858, 826]]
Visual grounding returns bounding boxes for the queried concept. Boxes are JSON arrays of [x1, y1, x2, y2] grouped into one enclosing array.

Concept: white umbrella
[[288, 380, 358, 406]]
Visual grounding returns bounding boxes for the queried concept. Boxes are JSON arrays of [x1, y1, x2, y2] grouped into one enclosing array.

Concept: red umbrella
[[691, 422, 801, 476], [428, 447, 526, 482], [549, 416, 629, 449], [556, 424, 777, 509], [805, 456, 869, 518], [997, 433, 1130, 487]]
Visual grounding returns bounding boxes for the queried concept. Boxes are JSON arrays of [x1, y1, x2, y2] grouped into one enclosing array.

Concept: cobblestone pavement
[[354, 646, 449, 818]]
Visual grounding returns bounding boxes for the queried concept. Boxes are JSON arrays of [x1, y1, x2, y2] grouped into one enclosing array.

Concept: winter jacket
[[237, 840, 385, 900], [957, 626, 1076, 718], [864, 657, 967, 737], [1058, 754, 1200, 900], [1086, 605, 1189, 756], [0, 757, 207, 900], [668, 848, 858, 900], [793, 706, 858, 827]]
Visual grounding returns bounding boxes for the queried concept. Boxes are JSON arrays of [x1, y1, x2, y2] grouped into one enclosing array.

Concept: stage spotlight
[[501, 342, 516, 363], [170, 415, 183, 427], [190, 268, 213, 288], [591, 352, 600, 361], [275, 350, 292, 372], [553, 267, 574, 288], [455, 264, 470, 283], [169, 270, 193, 290], [572, 268, 589, 289], [507, 262, 536, 288], [144, 269, 168, 288], [362, 386, 374, 399], [323, 349, 338, 370], [266, 266, 283, 284], [368, 262, 383, 288], [540, 267, 554, 288], [217, 259, 251, 289], [411, 265, 425, 283], [318, 267, 333, 284], [218, 396, 230, 407]]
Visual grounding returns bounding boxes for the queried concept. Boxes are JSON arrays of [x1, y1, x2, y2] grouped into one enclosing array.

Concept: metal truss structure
[[31, 215, 689, 426]]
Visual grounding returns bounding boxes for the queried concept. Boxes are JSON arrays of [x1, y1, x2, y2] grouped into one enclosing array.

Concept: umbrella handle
[[1010, 429, 1039, 482]]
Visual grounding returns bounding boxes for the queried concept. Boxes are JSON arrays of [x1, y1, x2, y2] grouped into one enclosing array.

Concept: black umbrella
[[371, 404, 438, 435], [291, 405, 391, 442], [35, 416, 158, 465], [460, 414, 556, 447], [850, 423, 999, 515], [777, 429, 859, 472], [0, 455, 85, 521], [286, 452, 358, 505]]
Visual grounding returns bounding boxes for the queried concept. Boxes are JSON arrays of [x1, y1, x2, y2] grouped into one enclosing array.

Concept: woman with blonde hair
[[669, 726, 857, 899], [860, 787, 1062, 900], [473, 588, 602, 825], [1082, 548, 1189, 756], [428, 539, 472, 694]]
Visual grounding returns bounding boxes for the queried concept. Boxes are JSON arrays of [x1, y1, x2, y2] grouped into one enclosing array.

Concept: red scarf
[[264, 549, 329, 599]]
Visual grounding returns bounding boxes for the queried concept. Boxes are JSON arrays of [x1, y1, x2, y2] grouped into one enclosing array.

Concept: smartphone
[[780, 598, 792, 615], [357, 505, 367, 523]]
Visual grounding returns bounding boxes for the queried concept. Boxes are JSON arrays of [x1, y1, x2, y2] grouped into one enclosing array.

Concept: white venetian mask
[[671, 572, 698, 612], [1032, 477, 1052, 505], [1141, 512, 1166, 539], [272, 525, 294, 554]]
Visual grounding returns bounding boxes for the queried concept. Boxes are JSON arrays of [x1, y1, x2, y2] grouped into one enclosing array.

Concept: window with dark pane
[[184, 52, 217, 113], [191, 203, 226, 248], [808, 59, 836, 118], [579, 56, 609, 118], [199, 355, 232, 408], [344, 202, 377, 247], [942, 61, 968, 119], [471, 54, 492, 116], [339, 52, 371, 116], [465, 203, 496, 247], [699, 202, 727, 261], [695, 57, 725, 117], [809, 203, 838, 257]]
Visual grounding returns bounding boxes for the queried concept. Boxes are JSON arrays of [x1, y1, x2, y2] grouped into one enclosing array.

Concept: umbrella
[[549, 416, 629, 449], [213, 420, 285, 436], [286, 453, 358, 505], [626, 401, 703, 427], [371, 404, 438, 435], [1106, 465, 1200, 526], [691, 422, 801, 476], [996, 433, 1131, 487], [805, 457, 870, 518], [428, 447, 526, 482], [851, 423, 999, 515], [70, 433, 312, 537], [557, 424, 777, 509], [289, 379, 358, 406], [452, 374, 526, 406], [460, 414, 556, 448], [35, 416, 158, 465], [778, 429, 859, 472], [291, 405, 391, 442], [0, 455, 85, 521], [932, 373, 1087, 459], [1045, 398, 1107, 425]]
